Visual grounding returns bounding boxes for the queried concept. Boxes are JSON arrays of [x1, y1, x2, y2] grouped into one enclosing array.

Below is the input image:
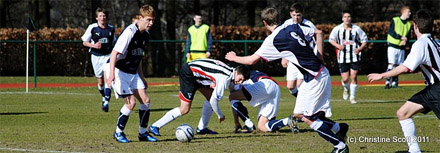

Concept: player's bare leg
[[340, 72, 350, 101]]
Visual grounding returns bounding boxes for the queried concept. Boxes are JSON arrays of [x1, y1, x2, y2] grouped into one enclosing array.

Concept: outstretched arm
[[225, 51, 261, 65], [368, 65, 410, 83]]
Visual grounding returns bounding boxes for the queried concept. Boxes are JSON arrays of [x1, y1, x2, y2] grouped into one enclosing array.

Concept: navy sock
[[311, 120, 340, 145], [392, 76, 398, 85], [232, 102, 249, 122], [319, 115, 335, 127], [139, 110, 150, 128], [104, 88, 111, 101], [267, 119, 286, 131], [117, 112, 130, 131], [385, 68, 392, 84], [99, 89, 105, 97]]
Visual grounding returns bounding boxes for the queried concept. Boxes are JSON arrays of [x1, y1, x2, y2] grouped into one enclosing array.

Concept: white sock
[[341, 80, 349, 91], [245, 119, 254, 128], [350, 83, 357, 99], [139, 103, 150, 110], [152, 107, 182, 128], [332, 122, 340, 133], [399, 118, 421, 153], [335, 141, 346, 150], [282, 118, 289, 125], [198, 100, 213, 130]]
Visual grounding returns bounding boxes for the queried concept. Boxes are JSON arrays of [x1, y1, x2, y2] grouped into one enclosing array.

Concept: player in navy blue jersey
[[148, 59, 250, 137], [106, 4, 157, 143], [226, 8, 349, 153], [369, 10, 438, 153], [229, 70, 294, 133], [81, 8, 116, 112]]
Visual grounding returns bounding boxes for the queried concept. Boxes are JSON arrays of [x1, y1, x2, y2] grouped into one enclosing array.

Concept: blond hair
[[400, 6, 410, 14], [140, 4, 155, 17]]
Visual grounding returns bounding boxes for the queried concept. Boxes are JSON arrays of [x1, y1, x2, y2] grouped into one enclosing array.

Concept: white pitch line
[[0, 147, 87, 153]]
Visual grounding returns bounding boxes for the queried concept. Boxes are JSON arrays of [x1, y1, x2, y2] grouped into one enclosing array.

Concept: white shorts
[[243, 79, 280, 120], [106, 67, 145, 98], [91, 54, 110, 78], [294, 67, 332, 117], [387, 46, 405, 65], [286, 62, 303, 81]]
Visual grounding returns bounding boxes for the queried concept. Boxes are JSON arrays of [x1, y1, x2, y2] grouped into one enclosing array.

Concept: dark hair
[[95, 8, 108, 18], [235, 65, 251, 80], [341, 10, 351, 17], [290, 3, 304, 13], [261, 7, 278, 26], [413, 10, 433, 33]]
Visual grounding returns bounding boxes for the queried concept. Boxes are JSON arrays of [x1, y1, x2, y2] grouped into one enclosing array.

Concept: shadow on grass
[[129, 107, 203, 113], [335, 116, 396, 121], [0, 112, 47, 115], [155, 133, 287, 142]]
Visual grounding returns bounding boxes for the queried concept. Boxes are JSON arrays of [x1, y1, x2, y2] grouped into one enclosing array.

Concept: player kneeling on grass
[[368, 10, 439, 153], [148, 59, 250, 137], [225, 7, 349, 153], [230, 70, 294, 133], [106, 4, 157, 143]]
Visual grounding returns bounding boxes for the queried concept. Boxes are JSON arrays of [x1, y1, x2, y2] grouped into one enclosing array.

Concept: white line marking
[[0, 147, 87, 153]]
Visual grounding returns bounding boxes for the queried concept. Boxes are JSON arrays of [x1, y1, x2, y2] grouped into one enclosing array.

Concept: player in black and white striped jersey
[[329, 10, 368, 104], [148, 59, 250, 137], [368, 10, 439, 153]]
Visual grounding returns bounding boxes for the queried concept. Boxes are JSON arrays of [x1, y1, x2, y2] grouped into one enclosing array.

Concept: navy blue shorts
[[408, 82, 440, 119]]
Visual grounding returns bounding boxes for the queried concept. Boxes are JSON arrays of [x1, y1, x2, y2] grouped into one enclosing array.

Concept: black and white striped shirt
[[188, 59, 234, 100], [329, 23, 368, 63], [403, 34, 440, 86]]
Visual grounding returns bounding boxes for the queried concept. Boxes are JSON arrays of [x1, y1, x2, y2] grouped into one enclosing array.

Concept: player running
[[226, 8, 349, 153], [329, 10, 368, 104], [148, 59, 250, 136], [368, 10, 438, 153], [81, 8, 116, 112]]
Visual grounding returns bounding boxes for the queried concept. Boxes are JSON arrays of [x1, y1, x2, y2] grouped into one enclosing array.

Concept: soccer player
[[368, 10, 438, 153], [281, 3, 317, 97], [106, 4, 157, 143], [329, 10, 368, 104], [281, 3, 321, 132], [148, 59, 250, 136], [185, 14, 213, 62], [229, 70, 294, 133], [385, 6, 411, 89], [226, 8, 349, 153], [81, 8, 116, 112]]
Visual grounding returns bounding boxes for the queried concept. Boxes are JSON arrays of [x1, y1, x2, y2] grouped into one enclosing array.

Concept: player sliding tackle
[[226, 7, 349, 153]]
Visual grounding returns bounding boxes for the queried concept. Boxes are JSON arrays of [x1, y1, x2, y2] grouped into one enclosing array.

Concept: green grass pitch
[[0, 75, 439, 152]]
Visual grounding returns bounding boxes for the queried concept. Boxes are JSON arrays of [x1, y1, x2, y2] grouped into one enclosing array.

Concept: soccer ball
[[175, 124, 194, 142]]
